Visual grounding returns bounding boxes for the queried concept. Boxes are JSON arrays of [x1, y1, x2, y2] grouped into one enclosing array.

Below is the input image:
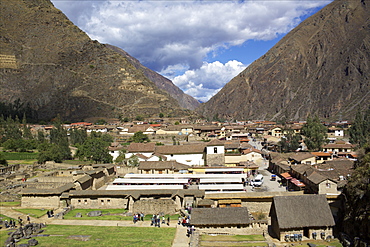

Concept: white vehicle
[[252, 174, 264, 187]]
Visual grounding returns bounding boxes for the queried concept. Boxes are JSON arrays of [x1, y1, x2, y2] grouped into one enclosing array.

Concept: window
[[326, 183, 331, 188], [214, 147, 217, 153]]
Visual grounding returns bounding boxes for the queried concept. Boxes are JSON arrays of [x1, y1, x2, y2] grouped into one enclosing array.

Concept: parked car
[[251, 174, 264, 187]]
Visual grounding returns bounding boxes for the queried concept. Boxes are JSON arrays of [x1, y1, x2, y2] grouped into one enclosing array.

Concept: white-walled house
[[155, 144, 205, 166]]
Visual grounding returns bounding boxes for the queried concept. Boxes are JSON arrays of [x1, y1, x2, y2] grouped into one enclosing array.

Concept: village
[[0, 118, 357, 246]]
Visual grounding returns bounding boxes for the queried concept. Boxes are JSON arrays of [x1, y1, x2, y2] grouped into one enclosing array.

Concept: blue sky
[[51, 0, 331, 102]]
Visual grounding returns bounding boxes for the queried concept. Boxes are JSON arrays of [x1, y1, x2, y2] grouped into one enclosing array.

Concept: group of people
[[178, 216, 190, 227], [3, 219, 17, 228], [46, 210, 54, 218], [150, 214, 170, 227], [132, 212, 144, 223]]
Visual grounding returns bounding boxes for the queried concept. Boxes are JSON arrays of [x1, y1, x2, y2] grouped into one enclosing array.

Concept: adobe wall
[[21, 195, 60, 208], [36, 177, 73, 183], [132, 199, 177, 215], [70, 198, 129, 209], [206, 154, 225, 167], [242, 201, 272, 213], [116, 166, 138, 176], [196, 222, 268, 235], [25, 182, 69, 189]]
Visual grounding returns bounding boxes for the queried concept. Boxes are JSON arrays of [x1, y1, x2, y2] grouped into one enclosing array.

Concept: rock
[[28, 239, 39, 246], [75, 213, 82, 218], [87, 211, 102, 217]]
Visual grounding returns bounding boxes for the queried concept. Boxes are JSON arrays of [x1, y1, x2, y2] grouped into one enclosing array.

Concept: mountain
[[0, 0, 196, 122], [106, 45, 200, 111], [198, 0, 370, 121]]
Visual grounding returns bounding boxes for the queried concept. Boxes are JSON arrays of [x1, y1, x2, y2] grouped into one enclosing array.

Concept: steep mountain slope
[[106, 45, 200, 111], [0, 0, 192, 121], [198, 0, 370, 121]]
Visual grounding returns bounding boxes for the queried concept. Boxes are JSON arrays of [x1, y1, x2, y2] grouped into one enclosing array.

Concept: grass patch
[[1, 152, 38, 160], [0, 201, 21, 207], [0, 214, 15, 221], [63, 209, 179, 221], [63, 209, 127, 220], [201, 234, 265, 241], [16, 224, 176, 247], [13, 208, 48, 218]]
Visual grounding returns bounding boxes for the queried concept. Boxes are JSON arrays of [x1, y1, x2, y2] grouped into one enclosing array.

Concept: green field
[[63, 209, 180, 221], [1, 152, 38, 160], [1, 225, 176, 247], [13, 208, 48, 218], [0, 201, 21, 207]]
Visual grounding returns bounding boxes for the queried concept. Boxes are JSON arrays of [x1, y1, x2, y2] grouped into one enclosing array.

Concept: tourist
[[167, 216, 170, 226], [140, 212, 144, 221]]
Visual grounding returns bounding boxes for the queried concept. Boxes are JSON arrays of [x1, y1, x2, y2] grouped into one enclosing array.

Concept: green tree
[[159, 113, 164, 118], [69, 129, 88, 145], [279, 129, 301, 153], [130, 131, 150, 143], [0, 152, 7, 166], [127, 155, 139, 167], [340, 143, 370, 241], [135, 115, 144, 121], [50, 120, 71, 160], [95, 119, 107, 125], [301, 115, 328, 151], [114, 150, 126, 164], [37, 142, 64, 163], [76, 134, 112, 163], [349, 107, 370, 148]]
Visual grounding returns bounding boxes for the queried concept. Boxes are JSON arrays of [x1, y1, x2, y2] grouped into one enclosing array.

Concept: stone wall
[[24, 182, 69, 189], [132, 199, 177, 215], [70, 198, 128, 209], [196, 222, 268, 236], [21, 195, 60, 208], [36, 176, 73, 183], [206, 153, 225, 167], [116, 166, 138, 176], [243, 201, 271, 213]]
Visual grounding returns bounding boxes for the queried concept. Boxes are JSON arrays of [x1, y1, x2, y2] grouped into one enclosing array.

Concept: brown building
[[269, 194, 335, 241], [190, 207, 251, 228]]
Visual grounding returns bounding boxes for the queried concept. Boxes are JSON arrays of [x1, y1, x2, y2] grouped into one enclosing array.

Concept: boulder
[[87, 211, 102, 217]]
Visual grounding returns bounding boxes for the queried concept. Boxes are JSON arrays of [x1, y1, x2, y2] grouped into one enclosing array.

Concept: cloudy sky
[[51, 0, 331, 102]]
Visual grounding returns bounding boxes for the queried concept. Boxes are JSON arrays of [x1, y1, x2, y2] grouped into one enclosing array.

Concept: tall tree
[[76, 132, 112, 163], [50, 120, 71, 160], [130, 131, 150, 143], [301, 115, 328, 151], [279, 129, 301, 153], [69, 129, 88, 145], [349, 107, 370, 148]]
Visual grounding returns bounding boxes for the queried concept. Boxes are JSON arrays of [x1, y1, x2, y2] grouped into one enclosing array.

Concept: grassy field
[[0, 201, 21, 207], [63, 209, 180, 221], [6, 225, 176, 247], [13, 208, 48, 218], [1, 152, 38, 160]]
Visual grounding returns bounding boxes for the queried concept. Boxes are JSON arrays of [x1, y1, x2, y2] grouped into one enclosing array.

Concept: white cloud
[[51, 0, 331, 102], [170, 60, 247, 102]]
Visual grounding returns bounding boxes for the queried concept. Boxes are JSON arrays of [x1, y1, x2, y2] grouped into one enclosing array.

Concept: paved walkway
[[172, 224, 190, 247], [0, 207, 189, 246]]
